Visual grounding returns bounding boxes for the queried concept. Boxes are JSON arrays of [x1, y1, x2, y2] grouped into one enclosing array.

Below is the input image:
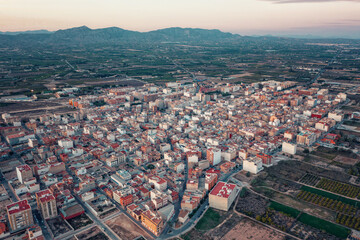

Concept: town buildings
[[35, 189, 57, 219], [209, 182, 239, 211], [0, 79, 350, 237], [7, 200, 33, 231]]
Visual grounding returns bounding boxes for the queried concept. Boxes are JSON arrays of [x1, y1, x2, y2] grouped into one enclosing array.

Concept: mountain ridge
[[0, 26, 240, 46]]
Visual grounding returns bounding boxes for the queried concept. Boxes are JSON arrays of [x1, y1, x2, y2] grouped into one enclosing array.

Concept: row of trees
[[255, 209, 289, 232], [336, 213, 360, 230], [297, 190, 358, 216], [316, 178, 360, 199]]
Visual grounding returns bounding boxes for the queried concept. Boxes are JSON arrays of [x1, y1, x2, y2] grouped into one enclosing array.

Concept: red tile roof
[[7, 200, 31, 215], [209, 181, 236, 199]]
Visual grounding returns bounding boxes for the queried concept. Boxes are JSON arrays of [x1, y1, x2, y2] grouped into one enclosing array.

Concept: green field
[[298, 213, 350, 239], [195, 207, 221, 231], [269, 201, 300, 218], [301, 185, 360, 207], [0, 102, 16, 107], [344, 120, 360, 128]]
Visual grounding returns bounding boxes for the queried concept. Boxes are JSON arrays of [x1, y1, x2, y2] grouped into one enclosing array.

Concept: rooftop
[[209, 181, 236, 199]]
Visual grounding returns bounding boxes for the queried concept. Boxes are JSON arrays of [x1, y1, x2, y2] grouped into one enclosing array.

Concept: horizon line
[[1, 25, 360, 40]]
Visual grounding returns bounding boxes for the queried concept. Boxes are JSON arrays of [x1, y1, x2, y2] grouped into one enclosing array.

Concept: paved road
[[32, 209, 53, 240], [160, 167, 241, 239], [0, 170, 18, 202]]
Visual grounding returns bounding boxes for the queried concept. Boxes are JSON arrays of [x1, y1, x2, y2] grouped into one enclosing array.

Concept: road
[[0, 132, 54, 239], [63, 164, 121, 240], [96, 186, 157, 239], [64, 160, 156, 240], [159, 167, 241, 239], [70, 192, 120, 240], [0, 170, 18, 202]]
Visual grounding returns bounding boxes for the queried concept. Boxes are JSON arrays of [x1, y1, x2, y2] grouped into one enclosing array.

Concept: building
[[315, 118, 336, 132], [35, 189, 57, 219], [209, 182, 239, 211], [220, 161, 236, 173], [198, 160, 210, 170], [296, 131, 317, 146], [328, 112, 343, 122], [58, 139, 73, 149], [205, 173, 218, 191], [186, 179, 199, 190], [27, 225, 44, 240], [282, 142, 297, 155], [178, 209, 189, 224], [106, 154, 123, 167], [207, 148, 221, 166], [59, 202, 84, 220], [149, 176, 167, 191], [243, 157, 263, 174], [7, 200, 34, 231], [141, 209, 164, 236], [16, 164, 33, 184]]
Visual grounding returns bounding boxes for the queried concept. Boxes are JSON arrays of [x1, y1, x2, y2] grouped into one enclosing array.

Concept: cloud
[[265, 0, 360, 3]]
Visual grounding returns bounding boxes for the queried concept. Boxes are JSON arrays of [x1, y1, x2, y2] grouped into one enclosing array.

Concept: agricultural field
[[299, 173, 321, 186], [336, 213, 360, 230], [255, 208, 296, 232], [298, 213, 350, 239], [252, 173, 302, 193], [236, 191, 348, 239], [266, 160, 351, 183], [297, 190, 359, 216], [316, 178, 360, 198], [235, 191, 269, 217], [269, 201, 300, 218]]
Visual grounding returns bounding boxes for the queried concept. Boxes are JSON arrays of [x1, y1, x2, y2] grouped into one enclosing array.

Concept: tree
[[246, 171, 251, 177], [239, 187, 249, 198], [147, 164, 155, 170]]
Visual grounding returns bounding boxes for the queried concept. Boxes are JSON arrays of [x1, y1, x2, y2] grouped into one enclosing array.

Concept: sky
[[1, 0, 360, 37]]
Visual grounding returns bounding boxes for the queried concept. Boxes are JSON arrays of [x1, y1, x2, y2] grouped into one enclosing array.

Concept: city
[[1, 0, 360, 239], [0, 72, 360, 239]]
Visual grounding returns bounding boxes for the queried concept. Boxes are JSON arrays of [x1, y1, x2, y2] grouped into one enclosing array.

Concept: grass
[[298, 213, 350, 239], [269, 201, 300, 218], [344, 120, 360, 128], [301, 185, 360, 207], [195, 207, 221, 231], [66, 214, 93, 230], [0, 102, 16, 107]]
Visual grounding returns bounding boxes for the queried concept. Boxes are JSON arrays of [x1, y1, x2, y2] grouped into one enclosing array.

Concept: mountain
[[0, 26, 240, 47], [0, 29, 52, 35]]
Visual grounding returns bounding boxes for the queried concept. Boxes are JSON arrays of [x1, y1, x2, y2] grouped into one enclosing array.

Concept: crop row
[[297, 190, 358, 216], [316, 178, 360, 199]]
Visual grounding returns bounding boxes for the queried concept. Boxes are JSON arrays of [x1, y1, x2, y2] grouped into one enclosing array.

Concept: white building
[[58, 139, 73, 149], [328, 112, 343, 122], [207, 148, 221, 166], [243, 158, 263, 174], [282, 142, 297, 155], [209, 182, 239, 211]]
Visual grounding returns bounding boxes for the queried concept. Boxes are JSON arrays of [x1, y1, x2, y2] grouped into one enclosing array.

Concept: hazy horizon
[[1, 0, 360, 38]]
